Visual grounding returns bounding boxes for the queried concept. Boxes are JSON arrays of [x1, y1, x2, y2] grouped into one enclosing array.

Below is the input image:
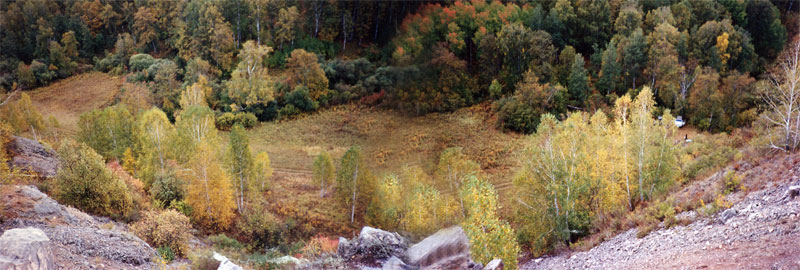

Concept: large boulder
[[0, 227, 56, 270], [8, 136, 59, 178], [213, 252, 244, 270], [406, 227, 472, 270], [328, 226, 498, 270], [337, 226, 409, 265], [268, 255, 310, 270]]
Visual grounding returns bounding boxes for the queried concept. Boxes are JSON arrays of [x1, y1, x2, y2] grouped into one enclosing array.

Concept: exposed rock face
[[406, 227, 471, 270], [0, 227, 55, 270], [338, 226, 409, 264], [7, 136, 59, 177], [1, 185, 157, 269]]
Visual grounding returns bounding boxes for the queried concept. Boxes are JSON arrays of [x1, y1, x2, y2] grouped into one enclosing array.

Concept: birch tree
[[183, 142, 236, 231], [435, 147, 479, 216], [762, 40, 800, 151], [227, 124, 254, 213], [226, 40, 274, 108], [253, 152, 273, 192], [312, 151, 335, 197], [336, 146, 374, 223], [136, 108, 175, 188]]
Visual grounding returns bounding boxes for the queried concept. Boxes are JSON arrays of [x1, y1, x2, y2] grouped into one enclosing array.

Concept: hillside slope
[[0, 185, 157, 269], [28, 72, 122, 132], [523, 153, 800, 270]]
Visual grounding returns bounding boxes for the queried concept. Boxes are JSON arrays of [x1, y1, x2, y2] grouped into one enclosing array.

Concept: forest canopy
[[1, 0, 794, 133]]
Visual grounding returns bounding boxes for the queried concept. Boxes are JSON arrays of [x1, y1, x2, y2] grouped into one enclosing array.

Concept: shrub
[[699, 194, 733, 217], [235, 112, 258, 129], [129, 54, 156, 72], [286, 86, 319, 112], [157, 246, 175, 262], [495, 98, 540, 134], [301, 236, 339, 259], [681, 133, 739, 180], [278, 104, 300, 119], [30, 60, 55, 85], [15, 62, 35, 89], [215, 112, 236, 131], [107, 161, 150, 215], [489, 79, 503, 99], [215, 112, 257, 131], [150, 172, 186, 206], [53, 140, 133, 218], [208, 234, 244, 250], [236, 205, 285, 250], [131, 209, 192, 257], [169, 200, 193, 217], [650, 200, 676, 228], [722, 170, 742, 195], [190, 250, 221, 270], [94, 53, 123, 73]]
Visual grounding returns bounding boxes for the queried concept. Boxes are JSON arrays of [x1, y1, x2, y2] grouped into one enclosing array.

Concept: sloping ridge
[[524, 154, 800, 270], [0, 185, 157, 269]]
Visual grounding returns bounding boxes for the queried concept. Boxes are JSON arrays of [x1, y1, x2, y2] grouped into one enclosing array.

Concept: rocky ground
[[0, 185, 158, 269], [523, 153, 800, 270]]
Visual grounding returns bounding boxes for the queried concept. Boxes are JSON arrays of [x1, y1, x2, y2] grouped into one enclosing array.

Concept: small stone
[[788, 186, 800, 199], [483, 259, 503, 270]]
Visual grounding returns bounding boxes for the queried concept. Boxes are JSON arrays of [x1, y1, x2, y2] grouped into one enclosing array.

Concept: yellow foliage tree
[[312, 151, 335, 197], [182, 142, 236, 231], [461, 176, 519, 270], [179, 75, 212, 110], [286, 49, 329, 101], [514, 87, 679, 254], [226, 40, 274, 108], [135, 108, 175, 188], [435, 147, 480, 217], [253, 152, 273, 192], [1, 93, 45, 135]]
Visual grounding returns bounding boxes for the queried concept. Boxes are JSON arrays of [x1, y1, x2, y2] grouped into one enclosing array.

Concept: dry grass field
[[248, 102, 528, 236], [27, 72, 122, 132], [249, 103, 526, 194]]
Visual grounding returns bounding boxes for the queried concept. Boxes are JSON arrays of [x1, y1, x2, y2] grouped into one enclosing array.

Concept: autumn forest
[[2, 0, 800, 269]]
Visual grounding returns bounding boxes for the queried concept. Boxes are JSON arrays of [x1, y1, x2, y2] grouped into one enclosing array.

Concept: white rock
[[213, 252, 243, 270], [0, 227, 56, 270]]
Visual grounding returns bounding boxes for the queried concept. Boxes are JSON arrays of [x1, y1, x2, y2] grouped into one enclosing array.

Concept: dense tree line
[[391, 0, 788, 131], [2, 0, 800, 265], [1, 0, 793, 133]]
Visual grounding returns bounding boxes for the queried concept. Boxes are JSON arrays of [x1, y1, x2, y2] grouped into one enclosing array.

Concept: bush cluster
[[53, 140, 133, 219], [131, 209, 192, 257], [215, 112, 258, 131]]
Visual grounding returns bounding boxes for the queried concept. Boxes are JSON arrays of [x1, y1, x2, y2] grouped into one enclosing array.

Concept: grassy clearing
[[247, 102, 527, 237], [27, 72, 122, 132], [249, 103, 524, 191]]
